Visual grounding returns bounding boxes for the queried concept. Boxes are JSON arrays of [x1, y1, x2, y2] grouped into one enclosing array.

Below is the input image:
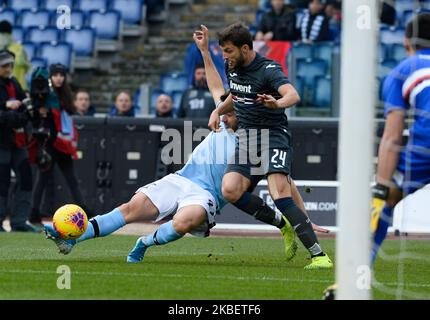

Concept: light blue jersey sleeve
[[176, 123, 236, 211]]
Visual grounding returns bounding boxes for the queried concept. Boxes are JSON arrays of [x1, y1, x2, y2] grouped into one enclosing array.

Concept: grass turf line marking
[[2, 268, 430, 289]]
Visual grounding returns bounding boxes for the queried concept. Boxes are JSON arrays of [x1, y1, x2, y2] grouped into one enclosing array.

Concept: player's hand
[[256, 94, 278, 109], [312, 222, 330, 233], [6, 100, 22, 110], [370, 183, 389, 233], [193, 25, 209, 52], [208, 109, 221, 132]]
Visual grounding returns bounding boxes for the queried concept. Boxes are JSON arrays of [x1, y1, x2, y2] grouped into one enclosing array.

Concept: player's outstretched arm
[[257, 84, 300, 109], [193, 25, 226, 104], [376, 109, 404, 186]]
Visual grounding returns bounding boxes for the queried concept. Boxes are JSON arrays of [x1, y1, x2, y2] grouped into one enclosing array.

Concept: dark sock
[[234, 192, 284, 228], [274, 197, 323, 257]]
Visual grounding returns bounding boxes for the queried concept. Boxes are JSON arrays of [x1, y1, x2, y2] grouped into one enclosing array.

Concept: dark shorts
[[225, 127, 293, 189]]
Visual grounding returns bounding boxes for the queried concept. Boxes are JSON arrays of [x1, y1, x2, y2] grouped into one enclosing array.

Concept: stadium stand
[[23, 41, 38, 61], [20, 9, 51, 29], [159, 72, 189, 96], [26, 26, 59, 44], [77, 0, 109, 12], [9, 0, 39, 11], [39, 41, 73, 69], [0, 8, 16, 24], [43, 0, 74, 11]]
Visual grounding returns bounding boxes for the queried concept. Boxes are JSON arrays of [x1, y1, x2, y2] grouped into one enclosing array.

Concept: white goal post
[[336, 0, 378, 300]]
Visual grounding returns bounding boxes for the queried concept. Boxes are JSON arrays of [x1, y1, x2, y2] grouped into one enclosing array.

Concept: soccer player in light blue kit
[[371, 13, 430, 264], [44, 111, 309, 261]]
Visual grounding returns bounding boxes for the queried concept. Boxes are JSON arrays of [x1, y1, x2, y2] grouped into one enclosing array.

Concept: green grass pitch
[[0, 233, 429, 300]]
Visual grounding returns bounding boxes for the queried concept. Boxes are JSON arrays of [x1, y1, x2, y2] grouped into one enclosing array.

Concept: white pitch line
[[1, 268, 430, 289], [0, 268, 331, 284]]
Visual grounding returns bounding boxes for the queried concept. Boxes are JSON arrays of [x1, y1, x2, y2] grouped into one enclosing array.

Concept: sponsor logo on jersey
[[230, 80, 251, 93]]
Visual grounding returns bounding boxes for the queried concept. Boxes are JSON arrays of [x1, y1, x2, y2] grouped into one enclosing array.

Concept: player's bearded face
[[222, 43, 245, 70]]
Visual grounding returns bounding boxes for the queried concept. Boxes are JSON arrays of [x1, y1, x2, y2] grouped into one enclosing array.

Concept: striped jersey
[[383, 48, 430, 170], [226, 53, 290, 129]]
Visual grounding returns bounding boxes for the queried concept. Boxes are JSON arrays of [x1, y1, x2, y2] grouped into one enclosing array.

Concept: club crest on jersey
[[230, 80, 251, 93]]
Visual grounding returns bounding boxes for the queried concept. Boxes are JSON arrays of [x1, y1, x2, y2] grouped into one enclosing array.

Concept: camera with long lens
[[23, 67, 55, 170]]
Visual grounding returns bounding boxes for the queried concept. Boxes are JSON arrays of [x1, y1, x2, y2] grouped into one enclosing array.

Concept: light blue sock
[[371, 205, 393, 264], [77, 208, 126, 243], [143, 220, 183, 247]]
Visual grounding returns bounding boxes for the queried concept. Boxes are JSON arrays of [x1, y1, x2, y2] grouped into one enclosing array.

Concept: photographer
[[0, 50, 35, 232], [30, 64, 88, 224]]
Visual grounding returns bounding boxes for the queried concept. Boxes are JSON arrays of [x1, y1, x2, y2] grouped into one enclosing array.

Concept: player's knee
[[172, 217, 194, 234], [222, 184, 242, 203], [119, 193, 154, 223]]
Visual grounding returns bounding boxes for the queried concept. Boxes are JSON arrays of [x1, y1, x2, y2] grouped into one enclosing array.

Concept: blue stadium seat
[[379, 43, 389, 63], [150, 89, 166, 114], [11, 27, 24, 43], [50, 9, 86, 28], [64, 27, 95, 56], [390, 43, 407, 62], [293, 75, 304, 106], [20, 9, 51, 28], [9, 0, 39, 11], [39, 42, 72, 69], [30, 57, 48, 69], [377, 77, 386, 102], [160, 73, 189, 95], [313, 42, 335, 69], [171, 90, 183, 115], [296, 58, 328, 88], [23, 42, 38, 61], [395, 0, 415, 19], [0, 8, 17, 25], [71, 10, 86, 27], [290, 42, 313, 60], [42, 0, 74, 11], [401, 10, 414, 26], [112, 0, 145, 24], [378, 59, 398, 78], [312, 76, 332, 108], [77, 0, 108, 12], [380, 26, 405, 45], [26, 26, 59, 44], [89, 10, 121, 39]]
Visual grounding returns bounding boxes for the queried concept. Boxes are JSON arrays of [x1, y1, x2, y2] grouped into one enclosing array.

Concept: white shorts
[[136, 174, 217, 237]]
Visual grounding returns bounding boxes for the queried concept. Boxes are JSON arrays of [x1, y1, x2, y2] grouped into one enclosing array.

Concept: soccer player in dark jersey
[[194, 23, 332, 269], [371, 13, 430, 264]]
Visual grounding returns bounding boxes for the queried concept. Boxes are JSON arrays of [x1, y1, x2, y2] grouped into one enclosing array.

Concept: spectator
[[155, 94, 174, 118], [299, 0, 330, 43], [289, 0, 310, 9], [0, 50, 35, 232], [325, 0, 342, 41], [184, 41, 227, 87], [0, 20, 30, 91], [178, 64, 215, 118], [30, 63, 89, 224], [74, 90, 95, 116], [380, 1, 396, 26], [255, 0, 298, 41], [110, 91, 135, 117]]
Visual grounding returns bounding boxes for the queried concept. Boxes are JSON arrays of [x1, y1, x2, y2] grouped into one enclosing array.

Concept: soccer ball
[[53, 204, 88, 240]]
